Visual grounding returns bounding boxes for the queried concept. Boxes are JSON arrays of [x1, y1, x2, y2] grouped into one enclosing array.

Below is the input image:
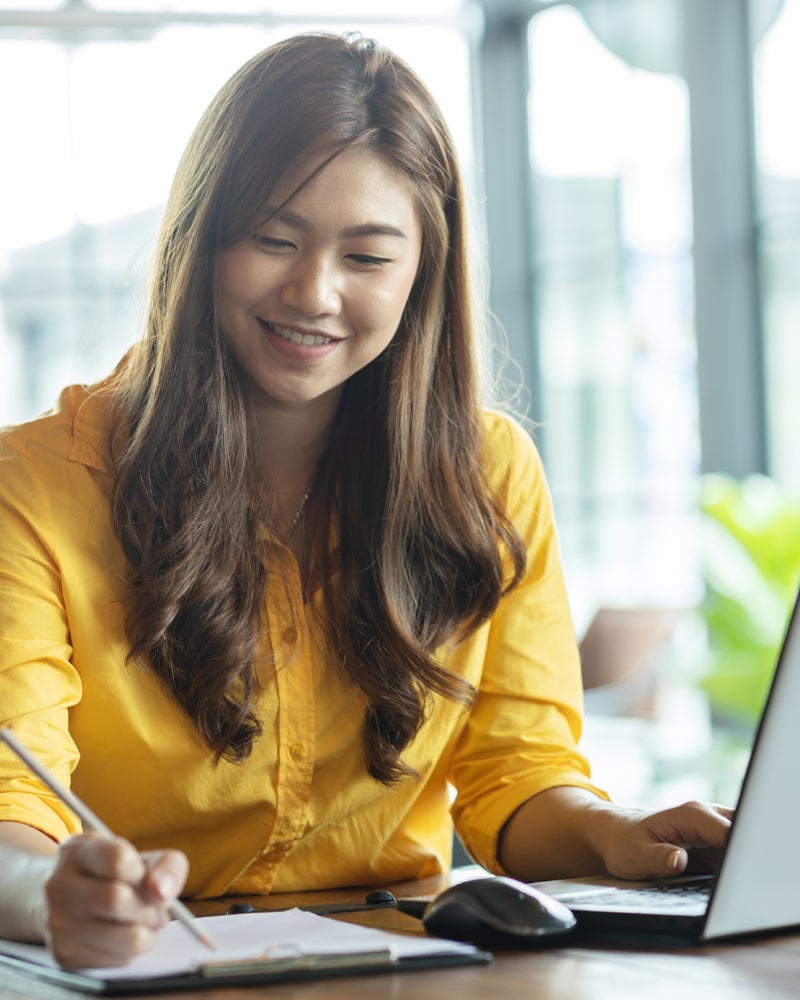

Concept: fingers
[[647, 801, 733, 853], [48, 910, 164, 970], [712, 805, 735, 822], [603, 834, 683, 881], [603, 800, 733, 881], [142, 849, 190, 905], [45, 834, 188, 969], [61, 832, 147, 888]]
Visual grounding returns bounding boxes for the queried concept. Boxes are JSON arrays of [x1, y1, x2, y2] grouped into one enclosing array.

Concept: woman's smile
[[256, 318, 343, 358], [261, 320, 340, 348]]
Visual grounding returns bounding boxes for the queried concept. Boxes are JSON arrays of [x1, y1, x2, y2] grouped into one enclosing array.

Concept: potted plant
[[696, 473, 800, 736]]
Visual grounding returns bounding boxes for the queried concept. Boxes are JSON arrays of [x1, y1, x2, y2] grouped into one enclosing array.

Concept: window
[[752, 0, 800, 492], [526, 4, 698, 621]]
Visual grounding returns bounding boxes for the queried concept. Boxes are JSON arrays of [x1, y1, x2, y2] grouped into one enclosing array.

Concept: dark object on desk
[[409, 876, 576, 947], [226, 902, 256, 914], [365, 889, 397, 904], [225, 891, 399, 917]]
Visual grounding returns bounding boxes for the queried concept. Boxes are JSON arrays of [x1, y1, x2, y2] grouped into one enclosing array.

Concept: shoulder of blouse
[[0, 381, 116, 477], [480, 408, 545, 486]]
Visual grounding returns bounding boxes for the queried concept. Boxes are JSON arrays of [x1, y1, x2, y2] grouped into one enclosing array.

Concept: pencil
[[0, 726, 215, 952]]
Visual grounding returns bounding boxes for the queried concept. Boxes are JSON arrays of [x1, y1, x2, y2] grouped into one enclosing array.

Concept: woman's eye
[[253, 235, 295, 251], [347, 254, 392, 267]]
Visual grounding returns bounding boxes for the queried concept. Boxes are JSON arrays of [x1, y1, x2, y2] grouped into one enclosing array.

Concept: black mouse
[[421, 876, 576, 947], [365, 890, 396, 905], [225, 901, 256, 914]]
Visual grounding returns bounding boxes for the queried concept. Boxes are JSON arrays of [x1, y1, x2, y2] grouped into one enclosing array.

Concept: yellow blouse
[[0, 383, 605, 898]]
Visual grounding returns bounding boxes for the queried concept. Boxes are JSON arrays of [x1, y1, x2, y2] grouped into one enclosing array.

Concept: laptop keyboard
[[565, 877, 712, 911]]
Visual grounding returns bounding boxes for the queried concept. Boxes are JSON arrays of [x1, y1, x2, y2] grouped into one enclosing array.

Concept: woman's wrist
[[498, 786, 626, 880], [575, 798, 641, 874], [0, 823, 57, 943]]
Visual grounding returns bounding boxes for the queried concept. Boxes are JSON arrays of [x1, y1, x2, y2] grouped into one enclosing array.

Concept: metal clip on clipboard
[[199, 946, 398, 980]]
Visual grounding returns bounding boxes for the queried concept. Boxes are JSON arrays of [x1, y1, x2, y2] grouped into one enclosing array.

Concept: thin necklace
[[287, 486, 312, 538]]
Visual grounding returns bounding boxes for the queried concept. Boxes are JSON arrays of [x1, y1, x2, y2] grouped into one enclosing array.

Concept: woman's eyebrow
[[342, 223, 408, 240], [262, 208, 407, 240]]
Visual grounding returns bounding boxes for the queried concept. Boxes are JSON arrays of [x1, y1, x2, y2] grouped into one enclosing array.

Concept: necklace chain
[[287, 487, 312, 538]]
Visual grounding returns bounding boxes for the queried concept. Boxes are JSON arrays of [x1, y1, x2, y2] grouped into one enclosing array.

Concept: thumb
[[141, 850, 189, 904], [607, 841, 689, 880], [645, 844, 689, 879]]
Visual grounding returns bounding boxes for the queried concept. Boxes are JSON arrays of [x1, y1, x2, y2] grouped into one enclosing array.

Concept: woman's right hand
[[44, 832, 189, 969]]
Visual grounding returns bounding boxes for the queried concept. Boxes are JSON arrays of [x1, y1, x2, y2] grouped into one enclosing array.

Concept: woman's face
[[217, 148, 423, 420]]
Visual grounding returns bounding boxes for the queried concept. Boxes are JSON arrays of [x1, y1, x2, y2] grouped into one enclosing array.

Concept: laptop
[[534, 586, 800, 941]]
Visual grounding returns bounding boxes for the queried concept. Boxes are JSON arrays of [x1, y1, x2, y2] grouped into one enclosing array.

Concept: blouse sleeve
[[0, 426, 83, 840], [448, 412, 608, 873]]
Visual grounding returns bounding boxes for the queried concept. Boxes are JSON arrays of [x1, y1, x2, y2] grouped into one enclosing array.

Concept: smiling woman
[[0, 29, 731, 973]]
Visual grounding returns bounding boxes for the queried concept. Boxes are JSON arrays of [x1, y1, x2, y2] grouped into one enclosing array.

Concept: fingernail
[[668, 849, 682, 871], [151, 871, 178, 901]]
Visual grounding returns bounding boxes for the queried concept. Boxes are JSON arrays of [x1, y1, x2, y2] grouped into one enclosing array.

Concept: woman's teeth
[[270, 323, 334, 346]]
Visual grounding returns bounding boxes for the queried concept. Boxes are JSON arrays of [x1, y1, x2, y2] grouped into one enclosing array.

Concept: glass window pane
[[753, 0, 800, 492], [86, 0, 463, 13], [528, 4, 698, 617], [69, 27, 277, 226], [0, 1, 64, 8], [0, 42, 72, 250], [0, 41, 73, 422]]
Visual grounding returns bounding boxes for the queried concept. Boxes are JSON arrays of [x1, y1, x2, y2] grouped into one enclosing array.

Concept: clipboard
[[0, 908, 492, 995], [0, 946, 492, 995]]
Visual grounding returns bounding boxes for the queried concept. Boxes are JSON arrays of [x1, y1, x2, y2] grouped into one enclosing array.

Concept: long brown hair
[[111, 32, 526, 782]]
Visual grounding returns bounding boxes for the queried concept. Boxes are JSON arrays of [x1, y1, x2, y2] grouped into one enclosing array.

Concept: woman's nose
[[279, 256, 341, 317]]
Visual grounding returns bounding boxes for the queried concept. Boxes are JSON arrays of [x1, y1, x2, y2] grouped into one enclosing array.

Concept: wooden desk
[[2, 873, 799, 1000]]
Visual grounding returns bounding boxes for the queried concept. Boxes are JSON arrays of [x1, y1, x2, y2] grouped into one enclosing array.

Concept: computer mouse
[[225, 901, 256, 914], [365, 890, 397, 905], [421, 876, 576, 947]]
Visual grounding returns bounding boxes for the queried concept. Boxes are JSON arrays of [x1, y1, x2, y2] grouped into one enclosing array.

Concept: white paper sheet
[[0, 908, 477, 982]]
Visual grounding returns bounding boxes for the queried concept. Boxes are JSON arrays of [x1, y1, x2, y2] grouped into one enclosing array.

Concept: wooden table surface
[[2, 872, 799, 1000]]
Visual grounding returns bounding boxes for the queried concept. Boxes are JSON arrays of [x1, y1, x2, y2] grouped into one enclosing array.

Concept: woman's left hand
[[595, 800, 733, 880]]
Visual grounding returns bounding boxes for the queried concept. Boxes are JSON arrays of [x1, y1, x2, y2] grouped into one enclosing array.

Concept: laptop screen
[[702, 589, 800, 938]]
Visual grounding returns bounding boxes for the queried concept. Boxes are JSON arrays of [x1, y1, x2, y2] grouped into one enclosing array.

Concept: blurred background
[[1, 0, 799, 810]]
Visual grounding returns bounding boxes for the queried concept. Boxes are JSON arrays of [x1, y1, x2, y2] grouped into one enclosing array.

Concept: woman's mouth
[[261, 320, 337, 346]]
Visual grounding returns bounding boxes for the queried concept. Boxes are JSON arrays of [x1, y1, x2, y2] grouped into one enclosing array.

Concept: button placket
[[262, 555, 316, 865]]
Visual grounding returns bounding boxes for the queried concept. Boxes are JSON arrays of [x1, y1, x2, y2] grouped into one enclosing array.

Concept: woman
[[0, 32, 730, 969]]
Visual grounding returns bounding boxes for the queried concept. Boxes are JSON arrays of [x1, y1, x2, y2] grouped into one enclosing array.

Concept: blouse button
[[282, 626, 298, 646], [289, 743, 305, 761]]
